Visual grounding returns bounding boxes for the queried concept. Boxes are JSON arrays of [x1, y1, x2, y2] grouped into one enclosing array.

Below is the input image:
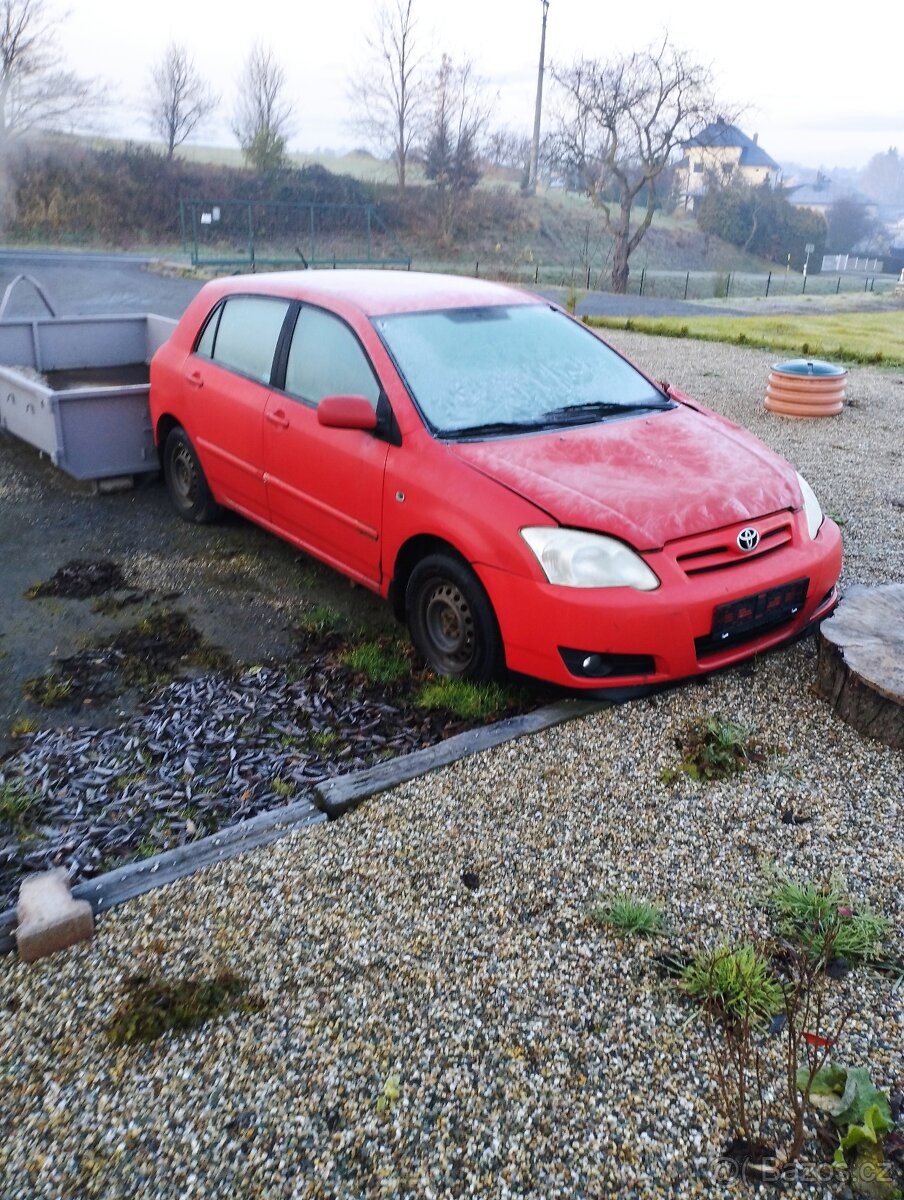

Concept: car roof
[[199, 269, 541, 317]]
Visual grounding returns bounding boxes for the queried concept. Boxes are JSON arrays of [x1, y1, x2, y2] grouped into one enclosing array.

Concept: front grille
[[669, 514, 793, 577]]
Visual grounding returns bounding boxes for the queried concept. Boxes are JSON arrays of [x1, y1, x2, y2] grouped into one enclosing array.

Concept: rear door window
[[197, 296, 291, 384], [284, 306, 380, 408]]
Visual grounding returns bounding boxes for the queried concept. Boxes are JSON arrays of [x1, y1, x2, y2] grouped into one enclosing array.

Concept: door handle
[[186, 370, 204, 389], [266, 409, 290, 428]]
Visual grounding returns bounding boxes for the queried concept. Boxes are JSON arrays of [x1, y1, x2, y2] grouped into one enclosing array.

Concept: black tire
[[406, 553, 504, 681], [162, 427, 221, 524]]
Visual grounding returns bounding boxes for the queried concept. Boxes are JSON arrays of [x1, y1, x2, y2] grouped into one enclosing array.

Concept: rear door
[[187, 295, 291, 519], [263, 305, 390, 586]]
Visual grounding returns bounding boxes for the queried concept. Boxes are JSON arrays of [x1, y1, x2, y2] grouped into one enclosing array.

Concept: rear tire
[[406, 553, 504, 681], [163, 427, 221, 524]]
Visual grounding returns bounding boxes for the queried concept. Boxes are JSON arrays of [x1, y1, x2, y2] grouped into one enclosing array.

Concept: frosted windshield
[[372, 303, 664, 435]]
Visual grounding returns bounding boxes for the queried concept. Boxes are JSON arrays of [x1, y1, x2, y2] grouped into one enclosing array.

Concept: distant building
[[675, 118, 781, 211], [787, 171, 875, 217]]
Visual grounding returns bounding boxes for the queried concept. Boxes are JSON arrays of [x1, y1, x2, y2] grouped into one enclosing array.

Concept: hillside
[[0, 137, 784, 285]]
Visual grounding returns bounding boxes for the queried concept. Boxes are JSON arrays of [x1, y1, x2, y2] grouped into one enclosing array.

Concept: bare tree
[[148, 43, 218, 160], [0, 0, 98, 150], [552, 38, 718, 292], [348, 0, 426, 189], [423, 54, 490, 242], [232, 43, 293, 172]]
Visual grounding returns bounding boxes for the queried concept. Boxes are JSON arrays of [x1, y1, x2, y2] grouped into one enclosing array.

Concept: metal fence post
[[726, 272, 731, 298], [765, 271, 771, 297], [248, 203, 255, 271], [639, 267, 645, 296], [586, 265, 591, 289], [836, 275, 841, 294], [684, 271, 689, 300]]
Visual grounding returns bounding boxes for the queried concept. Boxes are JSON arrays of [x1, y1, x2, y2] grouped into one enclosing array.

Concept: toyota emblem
[[737, 527, 760, 552]]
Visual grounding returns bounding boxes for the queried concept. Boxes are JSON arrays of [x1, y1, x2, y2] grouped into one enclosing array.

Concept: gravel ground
[[1, 335, 902, 1199]]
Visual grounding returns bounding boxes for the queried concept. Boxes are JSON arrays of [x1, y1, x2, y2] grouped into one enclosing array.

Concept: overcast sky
[[65, 0, 902, 173]]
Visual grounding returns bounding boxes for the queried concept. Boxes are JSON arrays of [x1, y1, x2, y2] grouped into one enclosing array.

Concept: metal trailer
[[0, 275, 175, 483]]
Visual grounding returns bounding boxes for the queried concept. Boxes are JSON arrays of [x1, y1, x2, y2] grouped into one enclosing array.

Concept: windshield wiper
[[441, 419, 547, 439], [542, 399, 672, 424]]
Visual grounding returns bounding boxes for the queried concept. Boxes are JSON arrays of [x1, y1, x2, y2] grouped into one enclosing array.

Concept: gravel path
[[2, 336, 902, 1199]]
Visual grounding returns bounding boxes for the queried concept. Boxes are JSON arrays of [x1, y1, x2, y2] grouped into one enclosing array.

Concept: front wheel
[[162, 427, 221, 524], [405, 553, 504, 681]]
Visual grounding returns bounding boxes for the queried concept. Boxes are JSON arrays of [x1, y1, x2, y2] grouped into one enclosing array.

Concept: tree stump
[[816, 584, 904, 750]]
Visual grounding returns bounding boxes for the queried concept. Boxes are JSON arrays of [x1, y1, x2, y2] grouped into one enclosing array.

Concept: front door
[[263, 305, 390, 586]]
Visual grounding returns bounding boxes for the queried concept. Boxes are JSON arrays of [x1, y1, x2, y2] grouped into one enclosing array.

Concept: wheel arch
[[155, 413, 181, 452], [388, 535, 472, 622]]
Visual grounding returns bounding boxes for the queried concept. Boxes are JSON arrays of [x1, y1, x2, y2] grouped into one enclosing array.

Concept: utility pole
[[527, 0, 549, 195]]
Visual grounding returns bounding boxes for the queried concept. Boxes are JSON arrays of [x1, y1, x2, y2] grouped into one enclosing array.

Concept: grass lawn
[[586, 309, 904, 367]]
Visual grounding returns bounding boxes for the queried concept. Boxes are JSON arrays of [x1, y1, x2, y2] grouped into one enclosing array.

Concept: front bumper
[[477, 517, 843, 689]]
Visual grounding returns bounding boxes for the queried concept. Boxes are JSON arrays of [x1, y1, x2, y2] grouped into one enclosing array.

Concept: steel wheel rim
[[171, 445, 198, 506], [423, 580, 476, 672]]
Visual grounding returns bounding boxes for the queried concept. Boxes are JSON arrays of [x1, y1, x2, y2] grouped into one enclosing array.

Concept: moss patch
[[107, 972, 264, 1045]]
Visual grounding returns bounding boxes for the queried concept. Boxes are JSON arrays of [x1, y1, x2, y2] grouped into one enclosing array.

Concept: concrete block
[[16, 869, 94, 962]]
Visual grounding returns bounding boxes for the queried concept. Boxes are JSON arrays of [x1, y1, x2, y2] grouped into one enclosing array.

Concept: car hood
[[447, 406, 801, 550]]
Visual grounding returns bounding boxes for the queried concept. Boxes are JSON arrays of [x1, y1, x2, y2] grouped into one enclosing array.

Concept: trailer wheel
[[163, 428, 221, 523]]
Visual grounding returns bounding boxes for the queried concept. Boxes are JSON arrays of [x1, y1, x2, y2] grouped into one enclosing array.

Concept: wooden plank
[[314, 698, 606, 816], [1, 798, 325, 955]]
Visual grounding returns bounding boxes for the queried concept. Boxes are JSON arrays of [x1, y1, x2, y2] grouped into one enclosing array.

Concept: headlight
[[796, 472, 824, 539], [521, 527, 660, 590]]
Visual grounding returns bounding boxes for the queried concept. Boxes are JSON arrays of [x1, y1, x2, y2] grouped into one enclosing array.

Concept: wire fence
[[465, 261, 899, 300], [180, 200, 409, 269]]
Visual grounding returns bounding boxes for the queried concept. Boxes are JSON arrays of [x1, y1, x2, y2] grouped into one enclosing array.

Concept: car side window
[[199, 296, 291, 384], [285, 306, 380, 408]]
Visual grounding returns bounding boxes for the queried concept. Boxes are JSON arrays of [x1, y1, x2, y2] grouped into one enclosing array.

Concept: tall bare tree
[[232, 43, 293, 172], [0, 0, 98, 150], [552, 38, 718, 293], [348, 0, 426, 189], [148, 43, 218, 160]]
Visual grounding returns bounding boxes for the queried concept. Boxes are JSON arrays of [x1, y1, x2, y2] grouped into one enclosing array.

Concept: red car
[[149, 271, 841, 689]]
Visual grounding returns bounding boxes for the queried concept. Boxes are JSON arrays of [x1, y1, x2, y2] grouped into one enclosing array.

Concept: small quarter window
[[194, 304, 221, 358], [206, 296, 291, 383], [285, 307, 380, 407]]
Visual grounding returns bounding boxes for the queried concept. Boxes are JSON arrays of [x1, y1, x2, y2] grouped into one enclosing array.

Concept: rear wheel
[[406, 553, 504, 681], [163, 427, 221, 523]]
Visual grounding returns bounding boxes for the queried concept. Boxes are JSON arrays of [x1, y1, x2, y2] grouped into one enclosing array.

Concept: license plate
[[711, 578, 809, 640]]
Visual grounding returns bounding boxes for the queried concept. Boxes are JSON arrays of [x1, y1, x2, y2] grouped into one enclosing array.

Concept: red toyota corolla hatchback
[[149, 270, 841, 689]]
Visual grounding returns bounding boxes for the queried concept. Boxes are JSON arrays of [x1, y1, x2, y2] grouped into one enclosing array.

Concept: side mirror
[[317, 395, 379, 431]]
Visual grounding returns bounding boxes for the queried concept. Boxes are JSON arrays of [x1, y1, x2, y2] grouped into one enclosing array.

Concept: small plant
[[376, 1073, 401, 1113], [661, 716, 765, 783], [340, 639, 410, 685], [107, 972, 263, 1044], [0, 779, 35, 829], [295, 605, 344, 636], [23, 671, 74, 706], [590, 893, 664, 937], [802, 1064, 898, 1195], [10, 717, 37, 737], [311, 729, 342, 753], [771, 877, 888, 965], [681, 943, 784, 1028], [271, 778, 294, 798], [415, 678, 509, 720]]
